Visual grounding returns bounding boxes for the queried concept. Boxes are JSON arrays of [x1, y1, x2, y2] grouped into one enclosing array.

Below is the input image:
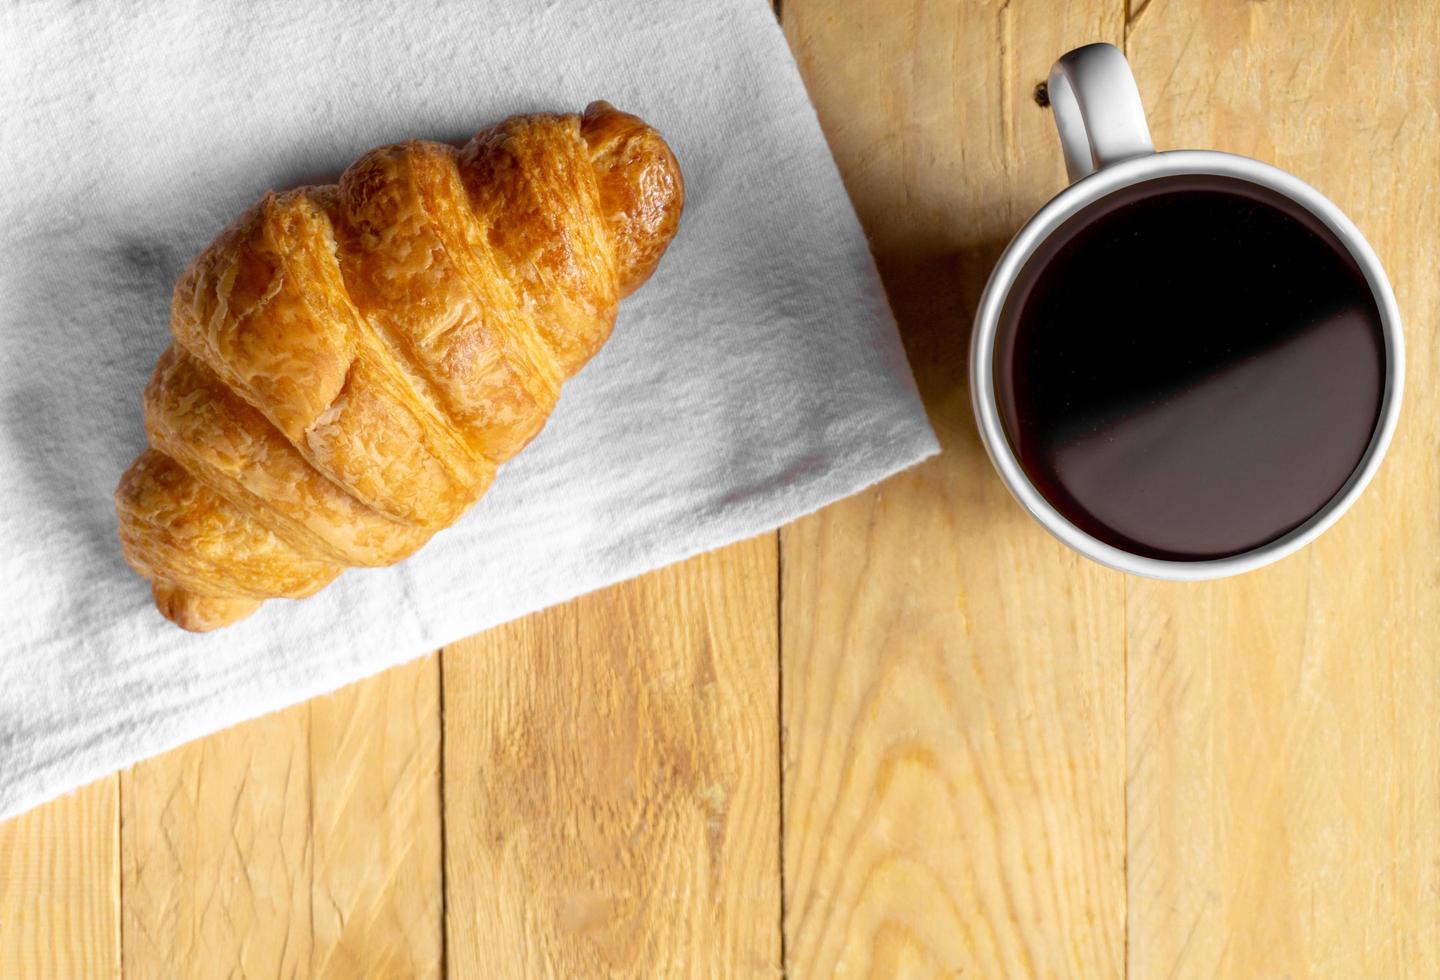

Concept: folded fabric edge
[[0, 430, 939, 823]]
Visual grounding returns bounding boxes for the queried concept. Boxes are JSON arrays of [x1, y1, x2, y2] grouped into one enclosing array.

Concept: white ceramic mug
[[969, 43, 1403, 581]]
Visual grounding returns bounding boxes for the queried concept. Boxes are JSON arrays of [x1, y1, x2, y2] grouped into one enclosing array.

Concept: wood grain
[[119, 656, 442, 978], [779, 1, 1127, 975], [1123, 2, 1440, 976], [3, 4, 1439, 977], [441, 537, 780, 977], [0, 778, 119, 979]]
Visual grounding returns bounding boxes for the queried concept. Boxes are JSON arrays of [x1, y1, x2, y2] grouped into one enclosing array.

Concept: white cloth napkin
[[0, 0, 937, 820]]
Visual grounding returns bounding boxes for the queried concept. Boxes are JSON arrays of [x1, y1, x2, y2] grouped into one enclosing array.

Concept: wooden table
[[3, 1, 1436, 975]]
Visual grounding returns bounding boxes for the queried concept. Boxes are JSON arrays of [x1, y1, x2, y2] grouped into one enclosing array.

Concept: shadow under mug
[[969, 43, 1403, 581]]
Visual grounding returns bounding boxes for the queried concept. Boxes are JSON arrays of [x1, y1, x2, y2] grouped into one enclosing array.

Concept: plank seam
[[1122, 573, 1130, 978], [775, 529, 789, 978], [438, 648, 450, 980], [115, 774, 124, 978], [308, 699, 318, 975]]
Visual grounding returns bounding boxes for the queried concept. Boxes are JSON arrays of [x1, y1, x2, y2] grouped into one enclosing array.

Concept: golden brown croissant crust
[[115, 101, 683, 631]]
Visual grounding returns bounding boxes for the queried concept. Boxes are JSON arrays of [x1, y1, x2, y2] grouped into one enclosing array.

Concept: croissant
[[114, 101, 683, 631]]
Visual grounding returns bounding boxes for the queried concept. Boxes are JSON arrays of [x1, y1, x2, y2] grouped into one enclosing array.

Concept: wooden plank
[[120, 656, 443, 978], [1123, 2, 1440, 976], [779, 2, 1127, 976], [120, 698, 313, 977], [442, 537, 780, 976], [308, 657, 443, 978], [0, 779, 120, 979]]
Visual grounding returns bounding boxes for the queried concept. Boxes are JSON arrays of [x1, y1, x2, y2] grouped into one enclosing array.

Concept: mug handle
[[1047, 43, 1155, 183]]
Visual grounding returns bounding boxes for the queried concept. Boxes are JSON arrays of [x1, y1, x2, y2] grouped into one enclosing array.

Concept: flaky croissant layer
[[115, 101, 683, 631]]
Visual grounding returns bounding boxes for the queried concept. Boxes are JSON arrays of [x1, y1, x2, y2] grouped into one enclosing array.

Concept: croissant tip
[[153, 582, 262, 632], [582, 100, 638, 128]]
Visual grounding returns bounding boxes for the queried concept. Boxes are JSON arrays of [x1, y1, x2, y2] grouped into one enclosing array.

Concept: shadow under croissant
[[3, 236, 183, 584]]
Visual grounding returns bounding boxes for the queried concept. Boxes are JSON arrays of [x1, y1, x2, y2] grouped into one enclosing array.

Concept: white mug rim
[[969, 149, 1405, 581]]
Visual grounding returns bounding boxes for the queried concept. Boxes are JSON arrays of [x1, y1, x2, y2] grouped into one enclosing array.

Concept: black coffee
[[996, 175, 1386, 561]]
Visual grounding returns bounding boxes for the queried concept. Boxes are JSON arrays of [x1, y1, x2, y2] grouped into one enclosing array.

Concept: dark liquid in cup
[[996, 175, 1386, 561]]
